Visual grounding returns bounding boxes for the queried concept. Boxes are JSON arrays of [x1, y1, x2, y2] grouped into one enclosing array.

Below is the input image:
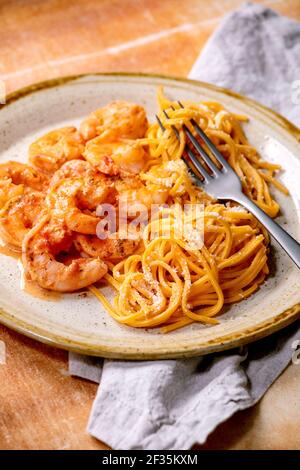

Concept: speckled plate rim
[[0, 72, 300, 360]]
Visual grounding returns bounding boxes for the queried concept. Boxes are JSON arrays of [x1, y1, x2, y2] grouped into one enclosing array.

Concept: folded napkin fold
[[69, 2, 300, 450]]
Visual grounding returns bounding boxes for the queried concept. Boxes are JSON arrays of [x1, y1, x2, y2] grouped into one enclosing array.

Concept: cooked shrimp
[[48, 159, 115, 193], [116, 177, 169, 211], [0, 191, 44, 248], [0, 161, 47, 190], [48, 163, 116, 234], [22, 215, 107, 292], [29, 127, 85, 174], [80, 101, 148, 141], [49, 160, 93, 188], [48, 179, 99, 235], [75, 233, 139, 260], [84, 138, 147, 176], [0, 180, 24, 209]]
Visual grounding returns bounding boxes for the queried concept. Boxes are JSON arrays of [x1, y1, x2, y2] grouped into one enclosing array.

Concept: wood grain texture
[[1, 0, 300, 93], [0, 324, 107, 450], [0, 0, 300, 450]]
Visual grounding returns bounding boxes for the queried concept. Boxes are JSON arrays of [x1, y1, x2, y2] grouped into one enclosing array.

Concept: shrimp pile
[[0, 101, 151, 292]]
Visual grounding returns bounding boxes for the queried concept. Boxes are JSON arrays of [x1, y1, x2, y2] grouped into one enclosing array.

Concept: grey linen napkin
[[69, 3, 300, 450]]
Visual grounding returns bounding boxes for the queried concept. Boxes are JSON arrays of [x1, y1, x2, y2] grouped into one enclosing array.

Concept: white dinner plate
[[0, 73, 299, 359]]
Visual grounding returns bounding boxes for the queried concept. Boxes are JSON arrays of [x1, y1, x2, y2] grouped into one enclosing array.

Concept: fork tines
[[156, 101, 233, 185], [156, 112, 206, 182]]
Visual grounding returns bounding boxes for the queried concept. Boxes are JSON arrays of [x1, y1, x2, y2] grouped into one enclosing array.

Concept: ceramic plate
[[0, 73, 300, 359]]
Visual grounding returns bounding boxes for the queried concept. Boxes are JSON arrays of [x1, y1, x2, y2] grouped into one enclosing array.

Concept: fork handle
[[232, 194, 300, 269]]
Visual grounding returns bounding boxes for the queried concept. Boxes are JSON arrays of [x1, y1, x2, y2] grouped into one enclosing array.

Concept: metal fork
[[156, 102, 300, 269]]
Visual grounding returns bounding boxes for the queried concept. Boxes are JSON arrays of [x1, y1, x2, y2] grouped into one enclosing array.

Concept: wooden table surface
[[1, 0, 300, 450]]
